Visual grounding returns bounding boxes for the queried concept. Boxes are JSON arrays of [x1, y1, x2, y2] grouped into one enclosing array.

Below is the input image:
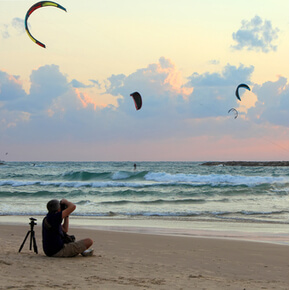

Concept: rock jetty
[[200, 161, 289, 167]]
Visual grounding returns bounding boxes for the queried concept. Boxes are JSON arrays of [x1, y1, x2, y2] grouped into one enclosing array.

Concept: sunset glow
[[0, 0, 288, 161]]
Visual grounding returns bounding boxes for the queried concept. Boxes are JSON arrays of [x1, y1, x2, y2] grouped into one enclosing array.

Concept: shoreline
[[0, 223, 288, 289], [1, 215, 288, 245]]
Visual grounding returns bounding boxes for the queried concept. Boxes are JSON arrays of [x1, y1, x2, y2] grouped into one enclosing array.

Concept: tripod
[[19, 217, 38, 254]]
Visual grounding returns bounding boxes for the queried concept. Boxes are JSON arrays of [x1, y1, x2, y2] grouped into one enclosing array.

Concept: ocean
[[0, 161, 288, 243]]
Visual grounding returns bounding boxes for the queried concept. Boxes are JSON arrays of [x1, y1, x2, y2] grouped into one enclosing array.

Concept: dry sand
[[0, 224, 288, 289]]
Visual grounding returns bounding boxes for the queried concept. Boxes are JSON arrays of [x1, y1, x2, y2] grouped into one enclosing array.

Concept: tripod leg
[[30, 230, 33, 250], [19, 231, 31, 253], [32, 231, 38, 254]]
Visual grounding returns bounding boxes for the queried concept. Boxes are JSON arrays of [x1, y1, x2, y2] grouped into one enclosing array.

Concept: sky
[[0, 0, 289, 161]]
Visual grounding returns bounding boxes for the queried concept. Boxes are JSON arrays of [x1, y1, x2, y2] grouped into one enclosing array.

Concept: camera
[[29, 217, 37, 226], [60, 201, 67, 211]]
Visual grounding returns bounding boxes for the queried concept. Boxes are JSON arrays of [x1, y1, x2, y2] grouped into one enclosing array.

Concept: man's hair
[[47, 199, 60, 213]]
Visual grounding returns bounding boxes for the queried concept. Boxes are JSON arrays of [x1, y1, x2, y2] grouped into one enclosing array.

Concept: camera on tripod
[[19, 217, 38, 254], [29, 217, 37, 225]]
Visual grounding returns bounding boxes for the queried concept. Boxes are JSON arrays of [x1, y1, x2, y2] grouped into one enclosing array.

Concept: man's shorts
[[53, 240, 87, 257]]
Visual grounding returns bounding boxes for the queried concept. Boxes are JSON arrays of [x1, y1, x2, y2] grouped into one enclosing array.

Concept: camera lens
[[60, 203, 67, 211]]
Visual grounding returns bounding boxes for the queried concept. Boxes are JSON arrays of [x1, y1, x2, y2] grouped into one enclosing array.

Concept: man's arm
[[62, 216, 69, 233], [60, 199, 76, 219], [60, 199, 75, 233]]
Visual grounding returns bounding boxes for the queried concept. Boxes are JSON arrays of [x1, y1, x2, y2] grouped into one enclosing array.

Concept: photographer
[[42, 199, 93, 257]]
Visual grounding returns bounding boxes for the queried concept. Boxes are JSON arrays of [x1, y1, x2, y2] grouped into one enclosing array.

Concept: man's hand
[[60, 198, 69, 205], [61, 199, 76, 219]]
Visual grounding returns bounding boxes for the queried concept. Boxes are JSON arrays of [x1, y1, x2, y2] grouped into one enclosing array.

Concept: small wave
[[62, 171, 111, 181], [0, 180, 142, 188], [0, 178, 288, 191], [198, 210, 289, 217], [61, 170, 149, 181], [0, 180, 40, 187], [0, 190, 58, 197], [98, 198, 207, 205], [0, 209, 288, 224], [112, 171, 149, 180], [75, 200, 91, 205], [112, 171, 131, 180], [238, 210, 289, 216], [144, 172, 287, 186], [108, 189, 156, 197]]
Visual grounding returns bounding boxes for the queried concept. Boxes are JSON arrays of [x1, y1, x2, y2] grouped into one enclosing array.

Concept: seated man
[[42, 199, 93, 257]]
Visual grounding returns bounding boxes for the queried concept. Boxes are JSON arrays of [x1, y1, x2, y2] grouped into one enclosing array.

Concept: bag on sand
[[63, 233, 76, 244]]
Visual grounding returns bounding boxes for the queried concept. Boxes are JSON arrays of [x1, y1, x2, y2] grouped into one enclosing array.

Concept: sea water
[[0, 161, 288, 243]]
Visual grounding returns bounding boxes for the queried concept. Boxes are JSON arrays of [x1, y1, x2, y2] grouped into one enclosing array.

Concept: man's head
[[47, 199, 60, 213]]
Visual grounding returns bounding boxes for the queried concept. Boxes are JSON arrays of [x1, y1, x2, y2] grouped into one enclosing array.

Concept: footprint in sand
[[0, 260, 12, 265]]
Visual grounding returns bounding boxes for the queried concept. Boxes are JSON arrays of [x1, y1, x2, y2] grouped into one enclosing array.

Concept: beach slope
[[0, 225, 288, 289]]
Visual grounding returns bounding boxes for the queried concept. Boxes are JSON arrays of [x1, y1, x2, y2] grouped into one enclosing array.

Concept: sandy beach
[[0, 222, 288, 290]]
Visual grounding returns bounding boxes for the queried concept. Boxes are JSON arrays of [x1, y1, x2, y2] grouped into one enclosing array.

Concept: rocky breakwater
[[201, 161, 289, 167]]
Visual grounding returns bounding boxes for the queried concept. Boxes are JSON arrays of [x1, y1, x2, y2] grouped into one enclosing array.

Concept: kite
[[130, 92, 142, 110], [235, 83, 250, 101], [25, 1, 67, 48], [228, 108, 238, 119]]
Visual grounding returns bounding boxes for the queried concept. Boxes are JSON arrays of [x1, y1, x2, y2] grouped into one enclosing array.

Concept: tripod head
[[29, 217, 37, 229]]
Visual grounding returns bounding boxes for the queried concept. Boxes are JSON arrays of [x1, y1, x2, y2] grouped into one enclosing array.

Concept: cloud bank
[[232, 15, 279, 53], [0, 58, 288, 160]]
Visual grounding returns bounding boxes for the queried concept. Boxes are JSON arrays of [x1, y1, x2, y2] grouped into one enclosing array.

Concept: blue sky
[[0, 0, 288, 161]]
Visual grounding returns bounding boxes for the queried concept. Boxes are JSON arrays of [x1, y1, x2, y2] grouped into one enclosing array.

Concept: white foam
[[144, 172, 286, 186]]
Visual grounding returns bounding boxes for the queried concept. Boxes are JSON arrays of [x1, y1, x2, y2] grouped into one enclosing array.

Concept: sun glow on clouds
[[75, 88, 96, 109], [8, 74, 21, 85], [237, 89, 258, 114], [156, 58, 193, 99], [0, 56, 288, 161], [74, 88, 116, 111]]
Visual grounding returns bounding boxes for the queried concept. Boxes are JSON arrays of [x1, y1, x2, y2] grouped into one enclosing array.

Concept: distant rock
[[200, 161, 289, 167]]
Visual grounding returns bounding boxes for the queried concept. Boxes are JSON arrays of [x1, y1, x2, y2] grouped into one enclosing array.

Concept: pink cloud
[[74, 88, 107, 110], [156, 58, 193, 98]]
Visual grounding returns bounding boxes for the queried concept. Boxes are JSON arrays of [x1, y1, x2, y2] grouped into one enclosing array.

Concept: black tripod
[[19, 217, 38, 254]]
